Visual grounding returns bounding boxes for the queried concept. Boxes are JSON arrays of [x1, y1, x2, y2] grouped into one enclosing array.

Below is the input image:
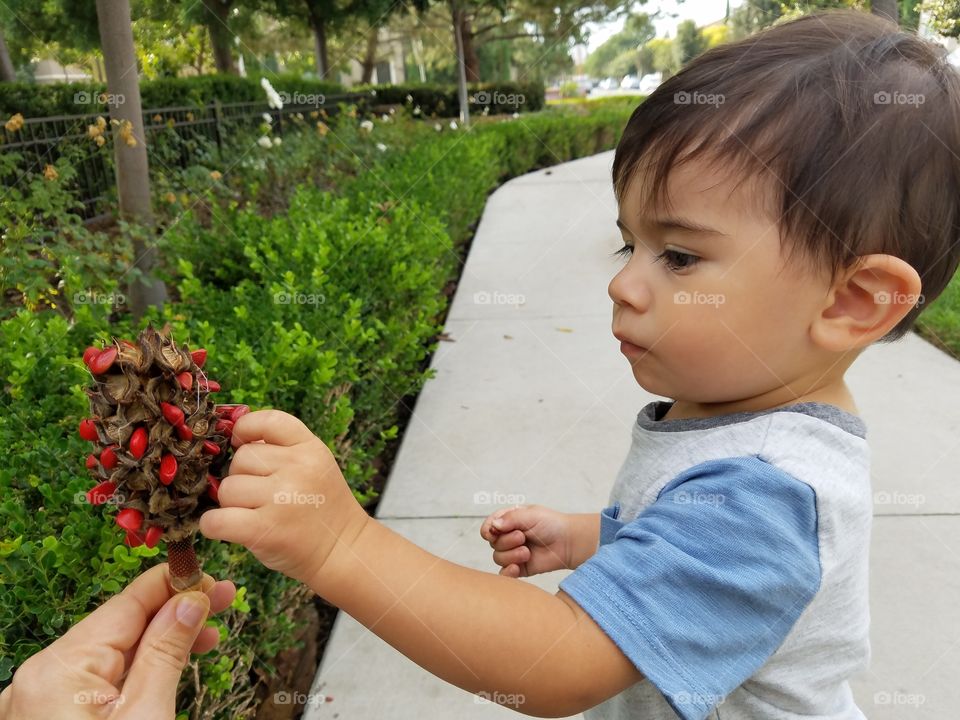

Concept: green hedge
[[0, 74, 543, 119], [0, 103, 635, 715]]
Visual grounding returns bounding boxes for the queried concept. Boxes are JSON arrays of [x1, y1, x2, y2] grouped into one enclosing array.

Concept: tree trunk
[[308, 10, 329, 79], [0, 27, 15, 82], [457, 9, 480, 82], [360, 26, 378, 84], [450, 0, 470, 125], [95, 0, 167, 319], [202, 0, 236, 74], [871, 0, 899, 23]]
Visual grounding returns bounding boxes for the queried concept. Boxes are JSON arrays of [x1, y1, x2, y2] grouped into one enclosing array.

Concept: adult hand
[[0, 564, 236, 719]]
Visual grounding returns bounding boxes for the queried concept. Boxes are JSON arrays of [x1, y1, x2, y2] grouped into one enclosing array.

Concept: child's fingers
[[493, 545, 530, 568], [490, 529, 525, 551], [499, 563, 523, 578], [198, 507, 264, 547], [217, 474, 273, 509], [480, 508, 513, 542]]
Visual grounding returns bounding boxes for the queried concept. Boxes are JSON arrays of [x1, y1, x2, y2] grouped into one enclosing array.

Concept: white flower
[[262, 113, 273, 124], [273, 136, 282, 145], [295, 112, 304, 120], [389, 107, 396, 115], [413, 105, 421, 116], [449, 120, 458, 130], [376, 142, 387, 152], [512, 112, 520, 119], [257, 136, 273, 148], [260, 77, 284, 110], [482, 106, 490, 116], [405, 94, 413, 104], [381, 113, 389, 122], [359, 119, 374, 133], [434, 123, 442, 131]]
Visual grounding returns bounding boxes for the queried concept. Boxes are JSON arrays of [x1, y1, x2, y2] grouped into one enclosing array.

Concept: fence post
[[213, 99, 223, 159]]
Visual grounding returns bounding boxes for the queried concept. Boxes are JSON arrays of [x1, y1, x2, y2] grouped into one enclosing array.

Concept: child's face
[[609, 155, 842, 405]]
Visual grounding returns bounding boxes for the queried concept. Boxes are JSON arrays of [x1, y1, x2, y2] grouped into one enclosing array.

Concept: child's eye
[[653, 248, 700, 272], [612, 244, 700, 272]]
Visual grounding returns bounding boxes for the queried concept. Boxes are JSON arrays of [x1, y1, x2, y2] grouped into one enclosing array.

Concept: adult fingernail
[[176, 593, 208, 626]]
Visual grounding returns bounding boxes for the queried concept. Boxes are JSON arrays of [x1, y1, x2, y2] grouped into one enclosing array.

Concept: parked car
[[620, 75, 641, 89], [597, 77, 619, 91], [637, 73, 662, 94]]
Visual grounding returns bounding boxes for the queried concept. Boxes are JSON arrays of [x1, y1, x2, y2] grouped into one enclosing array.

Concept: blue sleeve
[[558, 456, 821, 720]]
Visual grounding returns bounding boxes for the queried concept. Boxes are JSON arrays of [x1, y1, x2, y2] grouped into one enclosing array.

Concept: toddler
[[199, 9, 960, 720]]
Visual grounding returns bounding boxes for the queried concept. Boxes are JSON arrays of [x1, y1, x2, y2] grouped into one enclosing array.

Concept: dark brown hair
[[612, 9, 960, 342]]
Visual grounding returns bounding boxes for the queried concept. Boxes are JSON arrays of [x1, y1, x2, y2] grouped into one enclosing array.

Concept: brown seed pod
[[78, 323, 247, 592]]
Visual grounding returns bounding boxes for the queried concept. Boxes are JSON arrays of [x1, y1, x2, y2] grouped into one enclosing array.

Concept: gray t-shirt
[[558, 400, 871, 720]]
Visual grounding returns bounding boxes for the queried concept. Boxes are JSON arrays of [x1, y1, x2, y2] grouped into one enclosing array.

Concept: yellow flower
[[94, 135, 106, 147], [118, 119, 137, 147], [166, 118, 175, 129], [209, 170, 222, 180], [164, 191, 177, 204], [180, 194, 189, 204], [96, 116, 106, 131], [316, 121, 329, 136], [87, 124, 102, 139], [320, 109, 328, 118], [5, 113, 24, 132], [347, 106, 357, 119], [152, 114, 162, 122], [185, 111, 194, 121], [42, 164, 58, 181], [309, 110, 319, 119]]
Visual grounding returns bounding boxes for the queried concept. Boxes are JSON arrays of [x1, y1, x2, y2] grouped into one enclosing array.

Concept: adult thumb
[[120, 591, 210, 714]]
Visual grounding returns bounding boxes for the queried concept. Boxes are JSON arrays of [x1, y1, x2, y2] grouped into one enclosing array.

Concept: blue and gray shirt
[[558, 400, 871, 720]]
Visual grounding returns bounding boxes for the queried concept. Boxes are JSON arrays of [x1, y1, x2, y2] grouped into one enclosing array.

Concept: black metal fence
[[0, 92, 371, 219]]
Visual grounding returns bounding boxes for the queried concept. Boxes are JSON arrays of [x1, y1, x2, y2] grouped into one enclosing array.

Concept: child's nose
[[608, 264, 653, 314]]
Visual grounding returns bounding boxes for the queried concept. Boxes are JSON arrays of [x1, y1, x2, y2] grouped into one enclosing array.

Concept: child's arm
[[199, 410, 643, 717], [568, 512, 602, 567]]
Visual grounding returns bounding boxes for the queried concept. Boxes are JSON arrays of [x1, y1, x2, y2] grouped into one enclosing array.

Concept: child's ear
[[810, 254, 922, 352]]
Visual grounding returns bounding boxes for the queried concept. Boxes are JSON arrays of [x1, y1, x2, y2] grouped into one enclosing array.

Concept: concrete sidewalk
[[305, 151, 960, 720]]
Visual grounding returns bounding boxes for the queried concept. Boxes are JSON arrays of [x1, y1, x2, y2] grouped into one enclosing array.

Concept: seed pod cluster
[[78, 323, 248, 591]]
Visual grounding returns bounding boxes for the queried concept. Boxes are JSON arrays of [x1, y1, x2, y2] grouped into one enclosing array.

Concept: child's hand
[[480, 505, 575, 578], [198, 409, 370, 587]]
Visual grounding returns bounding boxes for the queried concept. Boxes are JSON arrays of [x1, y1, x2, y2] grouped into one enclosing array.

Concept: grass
[[915, 271, 960, 360]]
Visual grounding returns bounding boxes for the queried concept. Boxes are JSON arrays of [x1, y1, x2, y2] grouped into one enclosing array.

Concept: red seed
[[202, 440, 220, 455], [79, 418, 99, 442], [207, 474, 220, 503], [116, 507, 143, 532], [200, 379, 221, 392], [86, 480, 116, 505], [89, 347, 118, 374], [214, 418, 234, 435], [125, 529, 145, 547], [159, 454, 177, 485], [177, 371, 193, 391], [230, 405, 250, 422], [161, 401, 184, 426], [144, 525, 163, 548], [100, 445, 118, 470], [191, 349, 207, 368], [175, 423, 193, 441], [85, 453, 98, 469], [82, 346, 99, 367], [129, 427, 148, 459]]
